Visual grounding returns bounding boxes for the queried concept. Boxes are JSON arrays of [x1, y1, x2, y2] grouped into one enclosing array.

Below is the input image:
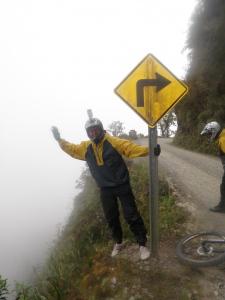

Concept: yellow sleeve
[[108, 135, 149, 158], [219, 136, 225, 154], [58, 139, 90, 161]]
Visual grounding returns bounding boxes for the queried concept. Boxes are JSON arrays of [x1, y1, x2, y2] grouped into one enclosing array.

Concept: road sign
[[114, 53, 189, 127]]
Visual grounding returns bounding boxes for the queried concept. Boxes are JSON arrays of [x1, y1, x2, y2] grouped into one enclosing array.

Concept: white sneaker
[[111, 243, 123, 257], [139, 246, 150, 260]]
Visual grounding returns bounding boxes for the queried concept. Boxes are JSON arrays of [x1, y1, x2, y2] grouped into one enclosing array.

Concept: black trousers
[[100, 182, 147, 246], [221, 168, 225, 205]]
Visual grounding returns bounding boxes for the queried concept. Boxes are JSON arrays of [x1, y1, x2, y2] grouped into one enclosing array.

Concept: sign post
[[114, 53, 189, 257], [149, 126, 159, 257]]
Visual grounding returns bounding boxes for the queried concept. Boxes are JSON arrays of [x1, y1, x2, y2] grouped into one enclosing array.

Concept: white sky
[[0, 0, 197, 288]]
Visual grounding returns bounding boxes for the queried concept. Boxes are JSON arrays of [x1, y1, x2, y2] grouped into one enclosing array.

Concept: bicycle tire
[[176, 232, 225, 268]]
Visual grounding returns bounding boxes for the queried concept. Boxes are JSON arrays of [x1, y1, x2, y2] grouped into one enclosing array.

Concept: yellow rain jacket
[[218, 129, 225, 154], [218, 129, 225, 169], [59, 133, 149, 188]]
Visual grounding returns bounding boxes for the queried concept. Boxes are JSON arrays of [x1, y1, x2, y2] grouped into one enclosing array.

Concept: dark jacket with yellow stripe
[[59, 133, 149, 188]]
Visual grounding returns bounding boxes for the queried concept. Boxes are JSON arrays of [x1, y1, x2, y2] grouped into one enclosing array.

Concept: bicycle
[[176, 231, 225, 268]]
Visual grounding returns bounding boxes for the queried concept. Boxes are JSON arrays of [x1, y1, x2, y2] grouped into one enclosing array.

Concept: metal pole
[[148, 126, 159, 257]]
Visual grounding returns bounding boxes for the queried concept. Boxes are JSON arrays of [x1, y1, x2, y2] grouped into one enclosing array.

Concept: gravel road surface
[[140, 137, 225, 232]]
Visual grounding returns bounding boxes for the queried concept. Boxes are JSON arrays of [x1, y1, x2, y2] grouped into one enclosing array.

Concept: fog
[[1, 123, 84, 284], [0, 0, 197, 294]]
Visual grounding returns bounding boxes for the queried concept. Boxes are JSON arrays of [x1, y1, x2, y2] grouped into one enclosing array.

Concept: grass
[[173, 131, 218, 155]]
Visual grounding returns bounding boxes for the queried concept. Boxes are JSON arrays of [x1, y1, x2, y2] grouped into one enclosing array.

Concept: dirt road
[[136, 137, 225, 299], [140, 137, 225, 232]]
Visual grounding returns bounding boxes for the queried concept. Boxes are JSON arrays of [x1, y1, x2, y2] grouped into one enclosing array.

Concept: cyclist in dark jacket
[[201, 121, 225, 213], [51, 110, 160, 260]]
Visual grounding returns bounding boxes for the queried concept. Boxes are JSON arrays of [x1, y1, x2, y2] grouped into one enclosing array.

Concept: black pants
[[220, 168, 225, 205], [100, 182, 147, 246]]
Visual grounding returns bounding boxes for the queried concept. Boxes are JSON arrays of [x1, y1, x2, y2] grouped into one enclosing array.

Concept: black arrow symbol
[[136, 73, 171, 107]]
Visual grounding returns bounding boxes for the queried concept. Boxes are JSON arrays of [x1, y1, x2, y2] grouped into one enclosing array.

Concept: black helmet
[[85, 110, 104, 143]]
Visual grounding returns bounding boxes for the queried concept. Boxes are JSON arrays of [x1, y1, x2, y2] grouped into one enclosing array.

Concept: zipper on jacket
[[93, 142, 104, 166]]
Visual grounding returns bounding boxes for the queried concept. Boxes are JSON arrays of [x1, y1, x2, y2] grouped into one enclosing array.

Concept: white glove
[[51, 126, 61, 141]]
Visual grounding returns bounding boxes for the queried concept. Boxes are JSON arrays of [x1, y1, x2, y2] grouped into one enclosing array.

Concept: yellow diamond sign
[[114, 53, 189, 127]]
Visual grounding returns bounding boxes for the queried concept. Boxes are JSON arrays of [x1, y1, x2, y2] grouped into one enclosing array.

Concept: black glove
[[154, 144, 161, 156]]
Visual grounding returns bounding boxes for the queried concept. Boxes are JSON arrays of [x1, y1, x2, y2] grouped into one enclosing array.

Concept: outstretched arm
[[51, 126, 90, 161], [108, 135, 148, 158], [108, 134, 160, 158]]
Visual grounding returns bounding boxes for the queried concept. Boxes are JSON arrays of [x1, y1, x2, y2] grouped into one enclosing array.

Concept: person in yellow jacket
[[201, 121, 225, 213], [51, 110, 161, 260]]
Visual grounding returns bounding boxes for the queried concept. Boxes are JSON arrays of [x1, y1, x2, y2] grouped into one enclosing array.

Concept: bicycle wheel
[[176, 232, 225, 267]]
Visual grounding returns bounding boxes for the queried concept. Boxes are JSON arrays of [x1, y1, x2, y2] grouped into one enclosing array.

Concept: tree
[[175, 0, 225, 149], [158, 111, 177, 137], [108, 121, 125, 136], [175, 0, 225, 153]]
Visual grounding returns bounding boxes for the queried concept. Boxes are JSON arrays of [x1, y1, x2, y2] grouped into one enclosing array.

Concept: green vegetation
[[175, 0, 225, 153], [7, 161, 199, 300], [0, 276, 8, 300]]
